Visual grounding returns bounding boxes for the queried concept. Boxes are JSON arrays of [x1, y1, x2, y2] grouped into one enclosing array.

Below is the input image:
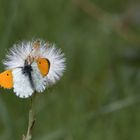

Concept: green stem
[[22, 93, 36, 140]]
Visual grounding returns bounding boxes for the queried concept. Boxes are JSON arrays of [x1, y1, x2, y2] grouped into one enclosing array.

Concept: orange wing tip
[[0, 85, 12, 89], [0, 70, 13, 89], [36, 58, 50, 77]]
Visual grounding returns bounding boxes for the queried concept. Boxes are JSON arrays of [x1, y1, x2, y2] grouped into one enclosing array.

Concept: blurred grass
[[0, 0, 140, 140]]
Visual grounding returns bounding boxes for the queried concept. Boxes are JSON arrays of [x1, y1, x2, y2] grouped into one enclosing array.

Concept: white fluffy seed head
[[3, 40, 66, 98], [3, 41, 33, 69]]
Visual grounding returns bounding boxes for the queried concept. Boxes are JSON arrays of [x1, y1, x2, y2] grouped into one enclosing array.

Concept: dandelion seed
[[0, 39, 66, 98]]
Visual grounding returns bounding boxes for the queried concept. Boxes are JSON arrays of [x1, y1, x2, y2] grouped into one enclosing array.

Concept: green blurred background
[[0, 0, 140, 139]]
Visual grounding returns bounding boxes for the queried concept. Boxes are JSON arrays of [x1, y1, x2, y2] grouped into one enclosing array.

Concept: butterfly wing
[[36, 58, 50, 77], [0, 70, 13, 89], [31, 61, 48, 92], [12, 68, 34, 98]]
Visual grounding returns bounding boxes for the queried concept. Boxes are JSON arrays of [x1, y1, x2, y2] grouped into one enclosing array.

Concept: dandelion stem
[[22, 93, 36, 140]]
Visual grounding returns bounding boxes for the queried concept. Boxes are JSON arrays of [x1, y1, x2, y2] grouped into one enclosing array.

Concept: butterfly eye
[[37, 58, 50, 77]]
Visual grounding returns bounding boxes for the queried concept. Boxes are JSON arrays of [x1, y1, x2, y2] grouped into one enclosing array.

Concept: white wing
[[12, 68, 34, 98], [31, 62, 47, 93]]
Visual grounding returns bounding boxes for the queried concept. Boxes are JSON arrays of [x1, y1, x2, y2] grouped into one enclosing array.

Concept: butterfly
[[0, 40, 65, 98]]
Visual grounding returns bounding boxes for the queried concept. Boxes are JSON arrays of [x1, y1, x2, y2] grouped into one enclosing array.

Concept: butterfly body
[[22, 60, 34, 89]]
